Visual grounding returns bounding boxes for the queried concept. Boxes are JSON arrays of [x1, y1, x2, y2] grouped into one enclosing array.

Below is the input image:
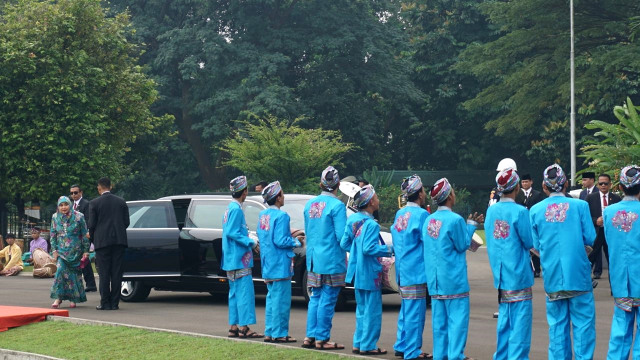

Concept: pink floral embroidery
[[394, 213, 411, 232], [493, 220, 510, 239], [223, 210, 229, 224], [374, 271, 383, 290], [544, 203, 570, 223], [309, 202, 326, 218], [612, 210, 639, 232], [259, 214, 270, 230], [241, 251, 252, 267], [353, 219, 366, 238], [427, 219, 442, 239]]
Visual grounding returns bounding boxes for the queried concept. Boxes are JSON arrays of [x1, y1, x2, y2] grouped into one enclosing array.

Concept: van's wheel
[[301, 270, 347, 311], [120, 281, 151, 302]]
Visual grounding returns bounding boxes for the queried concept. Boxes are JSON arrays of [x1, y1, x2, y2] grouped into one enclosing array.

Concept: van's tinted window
[[243, 201, 264, 232], [129, 205, 171, 228], [186, 200, 229, 228]]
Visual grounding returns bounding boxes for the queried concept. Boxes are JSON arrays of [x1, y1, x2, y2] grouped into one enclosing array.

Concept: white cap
[[496, 158, 517, 172]]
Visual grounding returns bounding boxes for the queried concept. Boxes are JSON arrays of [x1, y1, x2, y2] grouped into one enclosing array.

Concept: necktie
[[74, 202, 78, 210], [603, 194, 608, 207]]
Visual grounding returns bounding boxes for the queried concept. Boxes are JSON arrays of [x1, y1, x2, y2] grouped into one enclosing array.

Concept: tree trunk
[[175, 81, 226, 190]]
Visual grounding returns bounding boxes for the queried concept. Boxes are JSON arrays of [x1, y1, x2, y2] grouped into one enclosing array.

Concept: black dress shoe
[[394, 351, 404, 357], [85, 287, 97, 292], [110, 305, 119, 310], [96, 305, 111, 310]]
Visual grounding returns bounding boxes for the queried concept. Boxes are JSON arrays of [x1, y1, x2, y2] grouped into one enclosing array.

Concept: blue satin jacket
[[222, 200, 255, 271], [343, 212, 392, 290], [304, 192, 347, 275], [604, 198, 640, 298], [530, 194, 596, 294], [391, 203, 430, 287], [422, 207, 476, 295], [485, 198, 534, 291], [257, 206, 301, 280]]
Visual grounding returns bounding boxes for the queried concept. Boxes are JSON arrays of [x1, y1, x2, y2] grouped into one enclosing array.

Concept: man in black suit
[[579, 172, 597, 200], [70, 184, 97, 292], [586, 174, 621, 282], [515, 174, 547, 277], [89, 177, 130, 310]]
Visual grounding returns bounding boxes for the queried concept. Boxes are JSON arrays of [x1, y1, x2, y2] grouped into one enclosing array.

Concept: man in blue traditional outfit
[[342, 185, 393, 356], [223, 175, 263, 339], [604, 165, 640, 359], [303, 166, 347, 350], [391, 175, 433, 360], [257, 181, 302, 343], [529, 164, 596, 360], [485, 168, 534, 360], [423, 178, 482, 360]]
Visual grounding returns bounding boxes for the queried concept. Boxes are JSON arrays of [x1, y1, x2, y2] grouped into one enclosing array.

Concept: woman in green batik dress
[[50, 196, 90, 308]]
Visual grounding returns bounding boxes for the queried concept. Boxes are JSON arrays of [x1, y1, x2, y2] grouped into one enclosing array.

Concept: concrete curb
[[0, 349, 63, 360], [46, 316, 364, 358]]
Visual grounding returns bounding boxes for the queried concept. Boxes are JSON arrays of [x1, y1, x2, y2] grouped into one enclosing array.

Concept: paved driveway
[[0, 250, 615, 359]]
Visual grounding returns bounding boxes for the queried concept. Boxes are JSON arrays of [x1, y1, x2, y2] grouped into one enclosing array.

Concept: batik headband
[[321, 166, 340, 191], [430, 178, 452, 204], [495, 168, 520, 194], [229, 175, 248, 193], [620, 165, 640, 187], [353, 185, 375, 209], [401, 174, 423, 196], [261, 181, 282, 203], [543, 164, 567, 192]]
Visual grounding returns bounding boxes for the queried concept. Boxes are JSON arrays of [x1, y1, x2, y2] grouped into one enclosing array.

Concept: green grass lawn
[[0, 321, 345, 360]]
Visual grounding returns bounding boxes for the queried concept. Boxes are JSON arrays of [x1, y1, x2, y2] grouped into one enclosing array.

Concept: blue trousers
[[607, 305, 640, 360], [432, 297, 469, 360], [394, 298, 426, 359], [545, 292, 595, 360], [494, 299, 532, 360], [265, 280, 292, 338], [354, 289, 382, 352], [228, 275, 256, 326], [306, 285, 341, 341]]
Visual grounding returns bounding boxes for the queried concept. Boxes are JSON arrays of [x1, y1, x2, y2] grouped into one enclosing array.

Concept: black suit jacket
[[89, 192, 130, 250], [579, 187, 596, 200], [586, 191, 622, 227], [515, 188, 546, 210], [76, 197, 91, 223]]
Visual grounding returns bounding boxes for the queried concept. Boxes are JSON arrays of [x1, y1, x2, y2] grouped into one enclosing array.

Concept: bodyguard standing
[[586, 174, 621, 280], [89, 177, 129, 310], [70, 184, 97, 292]]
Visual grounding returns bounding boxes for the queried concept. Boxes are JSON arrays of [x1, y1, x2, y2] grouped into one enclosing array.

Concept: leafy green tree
[[220, 115, 353, 189], [457, 0, 640, 165], [396, 0, 501, 170], [0, 0, 168, 203], [108, 0, 421, 188], [581, 97, 640, 177]]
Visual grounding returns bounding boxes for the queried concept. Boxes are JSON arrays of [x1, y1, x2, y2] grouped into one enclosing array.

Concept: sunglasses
[[598, 182, 610, 186], [70, 191, 79, 195]]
